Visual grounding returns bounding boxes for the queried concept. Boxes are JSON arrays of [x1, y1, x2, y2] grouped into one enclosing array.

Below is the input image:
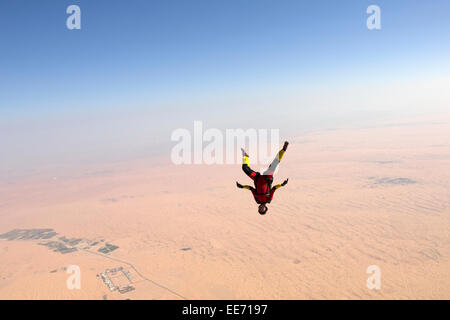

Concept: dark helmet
[[258, 204, 268, 215]]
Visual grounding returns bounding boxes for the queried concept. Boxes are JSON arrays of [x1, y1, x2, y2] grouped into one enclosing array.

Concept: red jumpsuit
[[242, 165, 277, 204], [238, 144, 288, 205]]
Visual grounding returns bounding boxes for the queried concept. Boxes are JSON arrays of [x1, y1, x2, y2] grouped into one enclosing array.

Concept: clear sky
[[1, 1, 450, 176]]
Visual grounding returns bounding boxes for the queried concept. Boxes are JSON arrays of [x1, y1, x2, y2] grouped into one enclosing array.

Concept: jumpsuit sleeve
[[272, 183, 284, 191]]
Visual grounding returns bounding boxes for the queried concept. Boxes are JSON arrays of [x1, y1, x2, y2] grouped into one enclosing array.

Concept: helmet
[[258, 204, 268, 215]]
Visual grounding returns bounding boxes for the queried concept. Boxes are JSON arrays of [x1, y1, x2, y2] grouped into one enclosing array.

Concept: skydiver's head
[[258, 204, 268, 215]]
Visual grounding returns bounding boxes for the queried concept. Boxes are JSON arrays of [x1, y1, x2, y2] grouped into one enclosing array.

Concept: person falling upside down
[[236, 141, 289, 215]]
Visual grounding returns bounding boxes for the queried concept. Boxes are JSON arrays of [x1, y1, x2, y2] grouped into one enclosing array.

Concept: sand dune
[[0, 119, 449, 299]]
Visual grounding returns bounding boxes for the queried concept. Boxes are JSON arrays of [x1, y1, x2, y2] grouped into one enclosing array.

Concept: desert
[[1, 118, 449, 299]]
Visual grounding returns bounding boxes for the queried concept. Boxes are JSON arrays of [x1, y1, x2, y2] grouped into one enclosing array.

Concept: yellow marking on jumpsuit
[[278, 150, 285, 161]]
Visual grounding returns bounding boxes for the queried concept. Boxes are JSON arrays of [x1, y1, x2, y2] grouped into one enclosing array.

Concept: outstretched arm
[[236, 182, 254, 191], [272, 178, 289, 191]]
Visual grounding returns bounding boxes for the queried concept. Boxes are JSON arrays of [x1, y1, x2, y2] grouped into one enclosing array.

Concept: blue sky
[[1, 1, 450, 176], [1, 0, 449, 116]]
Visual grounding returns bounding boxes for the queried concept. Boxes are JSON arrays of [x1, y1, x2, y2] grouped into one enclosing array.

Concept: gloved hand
[[282, 141, 289, 151], [236, 182, 244, 188], [281, 178, 289, 186]]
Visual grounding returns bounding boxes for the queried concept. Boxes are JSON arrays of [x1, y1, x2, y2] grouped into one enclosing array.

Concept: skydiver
[[236, 141, 289, 215]]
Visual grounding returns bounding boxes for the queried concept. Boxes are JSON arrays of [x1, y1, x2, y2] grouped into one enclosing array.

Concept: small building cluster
[[98, 243, 119, 254], [98, 267, 135, 294]]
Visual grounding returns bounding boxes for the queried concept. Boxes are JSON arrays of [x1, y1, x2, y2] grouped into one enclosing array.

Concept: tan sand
[[0, 118, 449, 299]]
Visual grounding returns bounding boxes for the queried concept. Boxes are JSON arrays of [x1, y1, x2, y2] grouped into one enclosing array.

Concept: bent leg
[[242, 153, 257, 180]]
